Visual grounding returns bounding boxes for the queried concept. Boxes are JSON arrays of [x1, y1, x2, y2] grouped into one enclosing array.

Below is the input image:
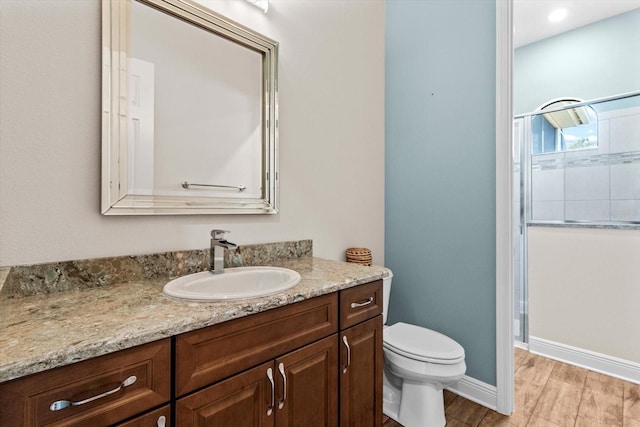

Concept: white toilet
[[382, 271, 466, 427]]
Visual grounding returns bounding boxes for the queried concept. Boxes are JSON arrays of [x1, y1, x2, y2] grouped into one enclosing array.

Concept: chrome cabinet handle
[[49, 375, 137, 411], [278, 362, 287, 409], [157, 415, 166, 427], [342, 335, 351, 374], [266, 367, 275, 416], [350, 297, 374, 308]]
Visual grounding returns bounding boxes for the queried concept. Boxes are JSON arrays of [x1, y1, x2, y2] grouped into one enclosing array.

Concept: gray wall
[[385, 0, 497, 385], [514, 9, 640, 115]]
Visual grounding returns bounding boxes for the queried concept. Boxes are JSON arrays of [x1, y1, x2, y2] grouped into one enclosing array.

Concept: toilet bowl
[[382, 271, 466, 427]]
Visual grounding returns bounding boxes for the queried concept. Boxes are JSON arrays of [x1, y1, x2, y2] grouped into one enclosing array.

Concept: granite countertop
[[0, 257, 388, 384]]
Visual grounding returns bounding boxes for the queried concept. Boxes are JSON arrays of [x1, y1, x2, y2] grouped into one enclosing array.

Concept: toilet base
[[383, 372, 401, 423], [383, 370, 446, 427], [400, 381, 446, 427]]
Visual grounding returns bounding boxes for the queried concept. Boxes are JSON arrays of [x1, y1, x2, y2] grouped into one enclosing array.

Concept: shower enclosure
[[512, 117, 527, 344], [512, 90, 640, 345]]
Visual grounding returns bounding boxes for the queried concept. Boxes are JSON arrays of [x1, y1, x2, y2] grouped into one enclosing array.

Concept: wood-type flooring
[[383, 348, 640, 427]]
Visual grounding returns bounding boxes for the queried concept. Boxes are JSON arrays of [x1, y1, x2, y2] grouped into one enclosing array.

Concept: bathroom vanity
[[0, 257, 386, 426]]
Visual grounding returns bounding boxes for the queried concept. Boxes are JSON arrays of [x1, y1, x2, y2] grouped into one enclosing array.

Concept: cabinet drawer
[[176, 293, 338, 396], [339, 280, 383, 329], [0, 339, 171, 427]]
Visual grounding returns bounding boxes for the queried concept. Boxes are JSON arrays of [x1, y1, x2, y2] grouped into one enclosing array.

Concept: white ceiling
[[514, 0, 640, 48]]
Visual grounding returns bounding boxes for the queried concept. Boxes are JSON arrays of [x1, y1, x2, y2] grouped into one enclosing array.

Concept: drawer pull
[[350, 297, 374, 308], [278, 362, 287, 409], [266, 367, 275, 416], [157, 415, 166, 427], [49, 375, 137, 411], [342, 335, 351, 374]]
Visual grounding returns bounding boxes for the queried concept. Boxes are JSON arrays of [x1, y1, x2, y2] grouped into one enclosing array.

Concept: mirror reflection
[[102, 0, 279, 215]]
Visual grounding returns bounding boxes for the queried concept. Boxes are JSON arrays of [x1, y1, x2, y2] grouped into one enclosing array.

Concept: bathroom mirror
[[101, 0, 279, 215]]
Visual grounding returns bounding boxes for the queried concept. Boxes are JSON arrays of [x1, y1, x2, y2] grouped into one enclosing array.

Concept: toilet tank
[[382, 270, 393, 324]]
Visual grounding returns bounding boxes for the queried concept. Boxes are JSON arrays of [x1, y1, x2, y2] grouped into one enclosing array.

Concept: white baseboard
[[514, 340, 528, 351], [529, 336, 640, 385], [447, 375, 497, 411]]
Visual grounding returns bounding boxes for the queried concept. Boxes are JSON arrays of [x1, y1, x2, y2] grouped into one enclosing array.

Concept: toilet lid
[[383, 322, 465, 364]]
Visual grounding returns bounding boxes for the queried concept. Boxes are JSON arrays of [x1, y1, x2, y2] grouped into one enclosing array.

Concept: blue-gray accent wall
[[385, 0, 497, 386], [515, 9, 640, 115]]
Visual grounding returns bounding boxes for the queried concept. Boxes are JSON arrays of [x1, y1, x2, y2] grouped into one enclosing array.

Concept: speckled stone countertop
[[0, 257, 388, 384]]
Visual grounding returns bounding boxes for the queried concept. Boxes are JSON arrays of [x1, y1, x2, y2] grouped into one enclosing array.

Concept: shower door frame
[[513, 117, 531, 346]]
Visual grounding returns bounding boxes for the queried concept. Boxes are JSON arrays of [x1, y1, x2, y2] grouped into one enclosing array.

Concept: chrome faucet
[[210, 229, 238, 274]]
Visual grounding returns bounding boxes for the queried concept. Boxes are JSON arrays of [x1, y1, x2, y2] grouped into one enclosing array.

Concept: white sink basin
[[162, 266, 301, 301]]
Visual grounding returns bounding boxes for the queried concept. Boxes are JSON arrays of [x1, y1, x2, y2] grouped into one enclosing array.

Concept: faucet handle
[[211, 229, 231, 239]]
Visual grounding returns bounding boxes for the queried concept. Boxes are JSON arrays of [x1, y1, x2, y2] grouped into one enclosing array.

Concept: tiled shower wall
[[530, 106, 640, 222]]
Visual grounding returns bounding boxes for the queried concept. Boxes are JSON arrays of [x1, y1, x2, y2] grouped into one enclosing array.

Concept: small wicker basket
[[345, 247, 372, 266]]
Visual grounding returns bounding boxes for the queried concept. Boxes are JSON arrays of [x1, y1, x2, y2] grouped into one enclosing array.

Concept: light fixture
[[548, 8, 568, 23], [244, 0, 268, 13]]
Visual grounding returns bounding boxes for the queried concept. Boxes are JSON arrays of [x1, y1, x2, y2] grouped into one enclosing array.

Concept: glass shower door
[[513, 118, 527, 344]]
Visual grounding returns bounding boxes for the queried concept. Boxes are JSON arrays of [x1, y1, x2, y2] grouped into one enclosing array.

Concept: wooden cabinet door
[[274, 335, 338, 427], [340, 316, 383, 427], [176, 361, 275, 427]]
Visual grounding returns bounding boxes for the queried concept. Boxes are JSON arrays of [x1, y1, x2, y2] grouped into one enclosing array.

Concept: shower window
[[523, 92, 640, 224], [533, 99, 598, 154]]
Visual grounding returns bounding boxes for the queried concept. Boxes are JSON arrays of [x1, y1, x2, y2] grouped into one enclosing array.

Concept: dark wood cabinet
[[175, 282, 386, 427], [340, 316, 383, 427], [175, 293, 340, 427], [339, 280, 384, 427], [177, 335, 339, 427], [0, 280, 383, 427], [275, 334, 339, 427], [339, 280, 383, 329], [0, 339, 171, 427], [176, 361, 273, 426], [175, 293, 338, 397]]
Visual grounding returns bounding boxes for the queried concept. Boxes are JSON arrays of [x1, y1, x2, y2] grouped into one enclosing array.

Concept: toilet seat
[[383, 322, 465, 365]]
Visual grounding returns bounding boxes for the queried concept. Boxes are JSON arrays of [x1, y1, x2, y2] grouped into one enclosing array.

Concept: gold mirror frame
[[101, 0, 279, 215]]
